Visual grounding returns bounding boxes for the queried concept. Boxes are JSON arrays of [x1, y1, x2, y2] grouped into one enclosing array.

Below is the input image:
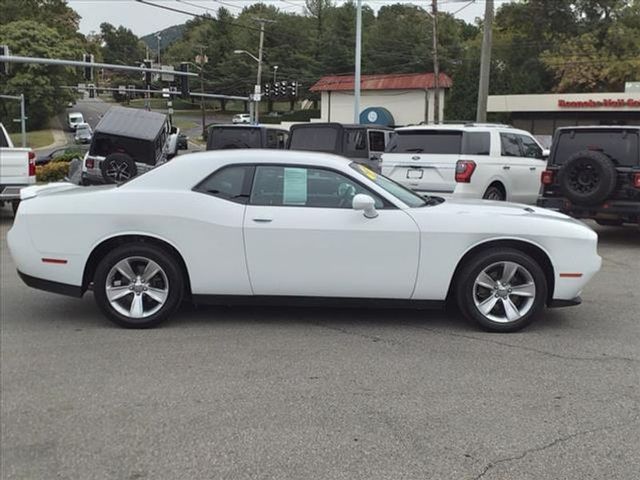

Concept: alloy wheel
[[105, 161, 131, 182], [105, 256, 169, 319], [472, 261, 536, 323]]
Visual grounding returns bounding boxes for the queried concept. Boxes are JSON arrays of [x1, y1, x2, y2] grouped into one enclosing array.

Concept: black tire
[[455, 248, 548, 332], [93, 243, 184, 328], [558, 150, 617, 206], [482, 184, 506, 201], [101, 153, 137, 184], [11, 200, 20, 216]]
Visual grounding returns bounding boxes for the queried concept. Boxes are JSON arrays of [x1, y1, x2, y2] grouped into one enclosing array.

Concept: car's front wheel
[[93, 244, 184, 328], [455, 248, 547, 332]]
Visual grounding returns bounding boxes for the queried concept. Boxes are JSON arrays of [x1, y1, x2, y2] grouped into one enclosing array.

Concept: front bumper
[[549, 296, 582, 308]]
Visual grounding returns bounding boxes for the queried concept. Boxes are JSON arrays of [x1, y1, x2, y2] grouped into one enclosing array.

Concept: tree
[[99, 23, 146, 66], [0, 20, 83, 129]]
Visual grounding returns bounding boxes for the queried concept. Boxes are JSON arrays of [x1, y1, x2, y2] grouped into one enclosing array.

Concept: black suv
[[537, 126, 640, 226]]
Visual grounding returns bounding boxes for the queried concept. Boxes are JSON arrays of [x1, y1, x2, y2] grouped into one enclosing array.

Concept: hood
[[440, 198, 571, 220]]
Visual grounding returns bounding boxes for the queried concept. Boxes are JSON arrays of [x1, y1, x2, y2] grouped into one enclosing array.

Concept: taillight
[[541, 169, 554, 185], [85, 158, 95, 169], [28, 151, 36, 177], [633, 173, 640, 189], [455, 160, 476, 183]]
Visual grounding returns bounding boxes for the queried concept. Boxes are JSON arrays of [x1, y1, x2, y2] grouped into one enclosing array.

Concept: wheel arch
[[446, 238, 555, 306], [82, 234, 192, 298], [483, 179, 507, 200]]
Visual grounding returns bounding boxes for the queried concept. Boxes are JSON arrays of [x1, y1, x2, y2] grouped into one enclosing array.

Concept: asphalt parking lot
[[1, 208, 638, 480]]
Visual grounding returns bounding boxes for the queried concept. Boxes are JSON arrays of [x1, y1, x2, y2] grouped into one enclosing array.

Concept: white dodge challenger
[[8, 150, 601, 332]]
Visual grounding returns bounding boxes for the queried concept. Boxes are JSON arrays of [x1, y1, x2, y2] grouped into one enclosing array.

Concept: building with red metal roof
[[309, 72, 453, 126]]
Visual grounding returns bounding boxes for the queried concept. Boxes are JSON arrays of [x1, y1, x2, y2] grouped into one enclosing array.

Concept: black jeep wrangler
[[537, 126, 640, 226]]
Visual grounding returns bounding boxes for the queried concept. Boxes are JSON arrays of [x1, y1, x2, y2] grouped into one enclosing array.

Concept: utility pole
[[354, 0, 362, 123], [19, 93, 26, 147], [156, 33, 162, 65], [476, 0, 494, 123], [198, 45, 206, 139], [253, 18, 273, 124], [431, 0, 440, 123]]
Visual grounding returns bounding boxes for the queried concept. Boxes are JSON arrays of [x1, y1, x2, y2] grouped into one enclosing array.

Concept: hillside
[[141, 24, 186, 51]]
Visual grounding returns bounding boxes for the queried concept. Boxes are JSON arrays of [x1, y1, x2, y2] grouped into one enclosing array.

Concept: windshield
[[207, 127, 261, 150], [349, 162, 427, 207]]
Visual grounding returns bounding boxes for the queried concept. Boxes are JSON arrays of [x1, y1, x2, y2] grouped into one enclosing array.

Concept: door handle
[[529, 167, 536, 171], [252, 218, 273, 223], [503, 165, 511, 170]]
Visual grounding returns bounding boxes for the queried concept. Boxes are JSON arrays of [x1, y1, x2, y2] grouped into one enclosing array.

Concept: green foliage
[[260, 109, 321, 123], [36, 161, 70, 182]]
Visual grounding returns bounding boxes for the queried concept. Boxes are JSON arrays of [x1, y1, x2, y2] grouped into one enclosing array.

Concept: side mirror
[[352, 194, 378, 219], [541, 149, 550, 160]]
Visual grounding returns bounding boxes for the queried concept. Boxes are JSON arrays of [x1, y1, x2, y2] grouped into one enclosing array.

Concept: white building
[[488, 88, 640, 136], [310, 72, 452, 126]]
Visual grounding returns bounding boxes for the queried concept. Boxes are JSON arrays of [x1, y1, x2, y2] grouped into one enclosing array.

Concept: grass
[[9, 129, 54, 149], [171, 115, 199, 131]]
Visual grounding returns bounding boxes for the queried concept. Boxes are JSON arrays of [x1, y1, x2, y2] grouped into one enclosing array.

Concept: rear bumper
[[17, 270, 84, 298], [538, 196, 640, 222]]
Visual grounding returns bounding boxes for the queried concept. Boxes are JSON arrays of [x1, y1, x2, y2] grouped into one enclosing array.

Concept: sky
[[68, 0, 514, 37]]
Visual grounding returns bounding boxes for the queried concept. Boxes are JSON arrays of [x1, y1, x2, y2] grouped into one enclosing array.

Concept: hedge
[[36, 161, 70, 182]]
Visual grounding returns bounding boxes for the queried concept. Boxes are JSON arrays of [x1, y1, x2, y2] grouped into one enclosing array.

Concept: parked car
[[206, 125, 288, 150], [36, 146, 87, 166], [537, 126, 640, 226], [74, 123, 93, 144], [67, 112, 84, 131], [0, 123, 35, 215], [81, 107, 179, 184], [381, 124, 547, 204], [288, 122, 394, 172], [232, 113, 251, 124], [177, 133, 189, 150], [9, 150, 600, 332]]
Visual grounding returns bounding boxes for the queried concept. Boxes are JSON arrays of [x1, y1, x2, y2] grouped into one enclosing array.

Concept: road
[[1, 211, 638, 480]]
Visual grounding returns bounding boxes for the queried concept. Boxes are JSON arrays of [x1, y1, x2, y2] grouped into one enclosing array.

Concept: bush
[[36, 161, 70, 182], [260, 109, 321, 124]]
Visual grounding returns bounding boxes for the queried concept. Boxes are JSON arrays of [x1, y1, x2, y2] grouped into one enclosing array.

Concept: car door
[[499, 132, 532, 203], [515, 133, 547, 204], [243, 165, 420, 299]]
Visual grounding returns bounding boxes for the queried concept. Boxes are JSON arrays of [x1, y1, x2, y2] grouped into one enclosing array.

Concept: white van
[[67, 112, 85, 131]]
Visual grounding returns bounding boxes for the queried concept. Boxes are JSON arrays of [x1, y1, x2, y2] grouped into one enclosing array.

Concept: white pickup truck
[[0, 123, 36, 215]]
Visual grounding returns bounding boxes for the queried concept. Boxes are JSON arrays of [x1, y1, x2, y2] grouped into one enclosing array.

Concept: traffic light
[[279, 81, 287, 98], [289, 81, 298, 98], [179, 62, 189, 99], [83, 53, 94, 81], [143, 60, 152, 87], [0, 45, 10, 76], [263, 83, 271, 98]]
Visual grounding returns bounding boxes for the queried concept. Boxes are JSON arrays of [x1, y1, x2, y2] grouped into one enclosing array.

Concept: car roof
[[209, 124, 287, 131], [555, 125, 640, 131], [290, 122, 393, 131], [395, 123, 535, 135], [124, 149, 354, 190], [95, 107, 167, 141]]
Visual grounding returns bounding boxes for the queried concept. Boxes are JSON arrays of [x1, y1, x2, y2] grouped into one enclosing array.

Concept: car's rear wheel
[[455, 248, 547, 332], [482, 184, 505, 201], [101, 153, 137, 184], [93, 244, 184, 328]]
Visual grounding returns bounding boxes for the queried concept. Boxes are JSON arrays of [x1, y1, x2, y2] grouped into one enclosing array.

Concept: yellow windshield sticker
[[359, 165, 378, 180]]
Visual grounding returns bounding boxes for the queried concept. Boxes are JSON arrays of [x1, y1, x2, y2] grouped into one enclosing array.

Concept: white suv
[[232, 113, 251, 124], [381, 124, 547, 204]]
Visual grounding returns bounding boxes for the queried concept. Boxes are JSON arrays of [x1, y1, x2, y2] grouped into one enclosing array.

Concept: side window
[[500, 133, 521, 157], [266, 130, 278, 149], [195, 165, 253, 204], [517, 134, 543, 159], [345, 129, 368, 158], [0, 129, 9, 148], [276, 132, 288, 149], [250, 166, 384, 209], [369, 131, 386, 152], [462, 132, 490, 155]]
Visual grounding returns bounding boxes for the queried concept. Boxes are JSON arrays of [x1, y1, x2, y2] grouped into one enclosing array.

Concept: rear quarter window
[[554, 130, 639, 166], [289, 127, 339, 152], [461, 132, 490, 155]]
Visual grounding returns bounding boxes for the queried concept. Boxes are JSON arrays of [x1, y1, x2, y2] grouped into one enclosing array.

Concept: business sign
[[558, 98, 640, 108]]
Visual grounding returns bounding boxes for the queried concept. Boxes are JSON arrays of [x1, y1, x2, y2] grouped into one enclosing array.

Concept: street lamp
[[273, 65, 278, 83]]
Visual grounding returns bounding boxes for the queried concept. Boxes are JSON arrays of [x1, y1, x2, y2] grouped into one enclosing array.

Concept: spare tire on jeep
[[557, 150, 617, 206], [101, 153, 137, 184]]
